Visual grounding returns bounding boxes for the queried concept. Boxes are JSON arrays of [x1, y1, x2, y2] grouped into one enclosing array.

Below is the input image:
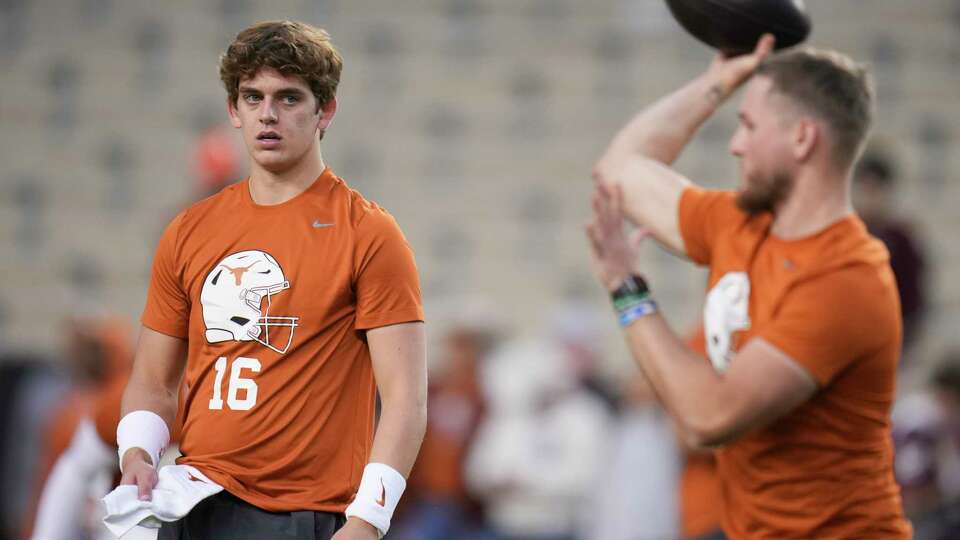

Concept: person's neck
[[248, 150, 326, 206], [770, 166, 853, 240]]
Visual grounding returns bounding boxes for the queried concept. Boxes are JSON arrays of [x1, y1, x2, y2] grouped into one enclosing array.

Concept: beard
[[735, 169, 795, 215]]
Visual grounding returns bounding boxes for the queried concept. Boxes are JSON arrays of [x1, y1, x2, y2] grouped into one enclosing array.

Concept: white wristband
[[116, 410, 170, 473], [343, 462, 406, 538]]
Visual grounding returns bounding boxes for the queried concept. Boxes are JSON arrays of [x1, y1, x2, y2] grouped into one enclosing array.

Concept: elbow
[[591, 159, 617, 188], [681, 409, 741, 450]]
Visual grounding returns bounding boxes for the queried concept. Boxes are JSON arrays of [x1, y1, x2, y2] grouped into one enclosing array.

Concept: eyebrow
[[238, 85, 307, 96]]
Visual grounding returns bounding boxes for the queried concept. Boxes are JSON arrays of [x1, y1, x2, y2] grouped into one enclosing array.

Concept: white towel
[[101, 465, 223, 538]]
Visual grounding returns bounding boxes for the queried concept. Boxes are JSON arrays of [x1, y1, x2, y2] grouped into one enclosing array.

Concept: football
[[664, 0, 812, 56]]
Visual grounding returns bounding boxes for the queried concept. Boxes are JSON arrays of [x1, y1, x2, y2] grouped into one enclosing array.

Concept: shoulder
[[813, 219, 896, 297], [680, 187, 768, 237], [177, 183, 244, 228], [790, 244, 900, 339], [680, 187, 741, 219], [773, 219, 900, 333], [152, 185, 244, 263], [156, 184, 244, 247], [328, 177, 404, 235]]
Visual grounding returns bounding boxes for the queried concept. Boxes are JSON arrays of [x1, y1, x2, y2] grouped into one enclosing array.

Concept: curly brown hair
[[219, 20, 343, 112]]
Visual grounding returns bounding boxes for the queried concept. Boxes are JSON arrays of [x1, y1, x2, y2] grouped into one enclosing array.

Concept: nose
[[259, 98, 278, 125], [729, 126, 745, 157]]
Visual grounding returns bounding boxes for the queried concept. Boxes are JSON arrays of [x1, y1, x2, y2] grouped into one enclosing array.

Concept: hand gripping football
[[665, 0, 812, 56]]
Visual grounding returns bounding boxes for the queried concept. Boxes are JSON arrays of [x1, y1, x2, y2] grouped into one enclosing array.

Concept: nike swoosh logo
[[376, 478, 386, 507], [312, 220, 334, 228], [188, 473, 204, 482]]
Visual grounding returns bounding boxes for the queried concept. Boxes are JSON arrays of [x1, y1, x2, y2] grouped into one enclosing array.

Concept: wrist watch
[[611, 274, 649, 302]]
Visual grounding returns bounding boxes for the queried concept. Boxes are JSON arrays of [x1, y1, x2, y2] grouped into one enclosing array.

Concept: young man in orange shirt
[[587, 36, 910, 538], [109, 21, 426, 540]]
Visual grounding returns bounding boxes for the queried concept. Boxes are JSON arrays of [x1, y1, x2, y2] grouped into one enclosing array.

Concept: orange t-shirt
[[678, 187, 910, 539], [680, 326, 723, 539], [141, 168, 424, 513]]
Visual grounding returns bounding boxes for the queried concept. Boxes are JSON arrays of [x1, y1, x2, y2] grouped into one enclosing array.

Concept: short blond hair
[[757, 48, 874, 168]]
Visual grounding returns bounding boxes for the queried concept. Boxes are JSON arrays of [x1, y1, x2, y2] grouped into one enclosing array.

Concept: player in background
[[111, 20, 426, 540], [853, 147, 928, 355], [21, 318, 133, 540], [586, 35, 911, 537], [29, 375, 185, 540]]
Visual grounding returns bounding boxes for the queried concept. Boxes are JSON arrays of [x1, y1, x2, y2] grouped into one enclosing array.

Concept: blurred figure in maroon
[[391, 325, 497, 540], [853, 146, 928, 354], [892, 353, 960, 539], [932, 360, 960, 507]]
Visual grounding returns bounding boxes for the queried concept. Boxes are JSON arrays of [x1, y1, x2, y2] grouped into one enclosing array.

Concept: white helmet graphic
[[200, 250, 299, 354]]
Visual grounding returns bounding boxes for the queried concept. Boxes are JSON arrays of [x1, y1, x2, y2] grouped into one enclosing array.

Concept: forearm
[[347, 322, 426, 536], [368, 385, 427, 476], [622, 314, 735, 447], [343, 376, 426, 537], [120, 369, 180, 428], [117, 329, 186, 469], [599, 73, 724, 168], [591, 73, 727, 253], [120, 327, 186, 429]]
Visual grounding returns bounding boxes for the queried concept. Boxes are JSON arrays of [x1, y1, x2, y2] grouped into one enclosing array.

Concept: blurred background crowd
[[2, 1, 960, 539]]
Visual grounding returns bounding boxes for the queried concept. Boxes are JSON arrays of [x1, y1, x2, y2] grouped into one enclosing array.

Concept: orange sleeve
[[352, 208, 424, 330], [756, 266, 899, 386], [141, 212, 190, 338], [678, 187, 741, 266]]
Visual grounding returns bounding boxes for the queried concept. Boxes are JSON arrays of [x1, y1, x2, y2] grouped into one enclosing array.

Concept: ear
[[793, 118, 818, 162], [317, 97, 338, 131], [227, 97, 242, 129]]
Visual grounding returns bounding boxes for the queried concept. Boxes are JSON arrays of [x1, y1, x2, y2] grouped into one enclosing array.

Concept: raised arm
[[587, 183, 816, 449], [592, 35, 775, 254], [118, 326, 187, 498]]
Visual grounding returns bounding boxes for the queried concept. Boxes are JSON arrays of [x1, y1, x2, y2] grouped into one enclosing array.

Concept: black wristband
[[611, 274, 650, 311]]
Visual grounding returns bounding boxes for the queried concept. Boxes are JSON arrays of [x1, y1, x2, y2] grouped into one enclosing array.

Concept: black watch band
[[611, 274, 650, 307]]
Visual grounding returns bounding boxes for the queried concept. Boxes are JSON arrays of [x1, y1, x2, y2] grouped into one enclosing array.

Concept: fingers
[[592, 182, 623, 232], [120, 463, 157, 501], [630, 227, 653, 249], [753, 33, 775, 61], [609, 183, 623, 222], [591, 187, 603, 221], [137, 474, 157, 501], [585, 221, 603, 257], [138, 469, 158, 500]]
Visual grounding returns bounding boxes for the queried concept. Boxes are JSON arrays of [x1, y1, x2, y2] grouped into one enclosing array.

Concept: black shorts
[[158, 491, 346, 540]]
